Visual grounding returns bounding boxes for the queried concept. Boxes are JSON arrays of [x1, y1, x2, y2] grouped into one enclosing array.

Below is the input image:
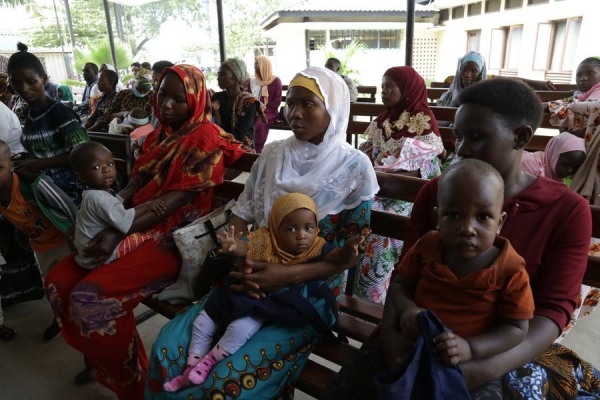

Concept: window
[[489, 28, 506, 69], [452, 6, 465, 19], [533, 23, 552, 70], [308, 30, 325, 50], [528, 0, 549, 4], [329, 30, 401, 49], [485, 0, 501, 13], [439, 9, 450, 23], [505, 0, 523, 9], [505, 26, 523, 70], [549, 18, 582, 71], [468, 2, 482, 16], [467, 30, 481, 52]]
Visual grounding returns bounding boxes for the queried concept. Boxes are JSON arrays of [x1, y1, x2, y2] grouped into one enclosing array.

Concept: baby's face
[[277, 208, 318, 255], [437, 178, 504, 259]]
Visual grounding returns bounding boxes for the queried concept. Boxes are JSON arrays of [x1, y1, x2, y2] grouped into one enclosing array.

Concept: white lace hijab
[[232, 66, 379, 227]]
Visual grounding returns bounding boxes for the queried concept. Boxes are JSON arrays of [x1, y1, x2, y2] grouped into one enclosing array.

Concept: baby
[[164, 192, 368, 392], [70, 142, 165, 268], [384, 159, 534, 366]]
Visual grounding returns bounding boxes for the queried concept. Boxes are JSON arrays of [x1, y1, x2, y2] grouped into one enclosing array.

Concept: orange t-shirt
[[398, 230, 534, 338], [1, 173, 66, 252]]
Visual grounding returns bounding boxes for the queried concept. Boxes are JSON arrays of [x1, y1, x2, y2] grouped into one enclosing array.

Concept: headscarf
[[232, 66, 379, 226], [57, 85, 73, 102], [222, 58, 249, 87], [439, 51, 487, 107], [132, 64, 244, 236], [520, 132, 586, 181], [254, 56, 276, 103], [0, 55, 12, 106], [247, 193, 327, 265], [134, 68, 153, 90], [376, 66, 439, 140]]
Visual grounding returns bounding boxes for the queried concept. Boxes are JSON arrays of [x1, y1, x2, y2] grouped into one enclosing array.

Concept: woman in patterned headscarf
[[355, 66, 444, 305], [212, 58, 266, 151], [96, 68, 154, 128], [0, 55, 11, 107], [45, 64, 245, 400]]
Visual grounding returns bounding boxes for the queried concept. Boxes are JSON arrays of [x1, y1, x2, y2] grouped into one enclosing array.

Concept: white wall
[[437, 0, 596, 83]]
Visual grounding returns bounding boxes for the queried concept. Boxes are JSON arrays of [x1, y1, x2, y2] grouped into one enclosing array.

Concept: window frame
[[547, 17, 582, 73], [532, 22, 553, 71], [488, 27, 507, 70], [466, 30, 481, 53], [503, 25, 523, 71]]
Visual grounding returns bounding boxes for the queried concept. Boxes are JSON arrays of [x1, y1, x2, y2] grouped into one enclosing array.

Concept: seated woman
[[325, 78, 599, 400], [7, 42, 89, 203], [250, 55, 282, 153], [89, 63, 123, 115], [212, 58, 265, 150], [44, 65, 245, 400], [95, 69, 154, 130], [84, 70, 119, 132], [0, 55, 11, 108], [146, 66, 379, 400], [521, 132, 586, 182], [56, 85, 73, 109], [438, 51, 486, 107], [357, 66, 443, 304]]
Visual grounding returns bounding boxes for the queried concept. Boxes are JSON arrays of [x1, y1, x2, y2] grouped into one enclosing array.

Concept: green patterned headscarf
[[222, 58, 249, 85], [134, 68, 153, 90]]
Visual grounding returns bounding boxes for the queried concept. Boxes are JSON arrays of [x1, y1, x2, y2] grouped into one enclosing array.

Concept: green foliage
[[27, 0, 203, 57], [61, 78, 85, 87], [73, 39, 133, 72], [320, 40, 367, 76], [223, 0, 281, 58], [0, 0, 26, 6]]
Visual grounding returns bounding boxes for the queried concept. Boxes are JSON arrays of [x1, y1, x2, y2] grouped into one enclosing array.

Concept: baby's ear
[[497, 211, 507, 235]]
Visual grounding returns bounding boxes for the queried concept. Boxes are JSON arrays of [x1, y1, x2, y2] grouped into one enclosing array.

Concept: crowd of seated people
[[2, 39, 600, 400]]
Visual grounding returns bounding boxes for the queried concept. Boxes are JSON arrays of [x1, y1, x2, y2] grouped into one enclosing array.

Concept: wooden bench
[[141, 153, 600, 398], [427, 88, 572, 105], [431, 81, 578, 93]]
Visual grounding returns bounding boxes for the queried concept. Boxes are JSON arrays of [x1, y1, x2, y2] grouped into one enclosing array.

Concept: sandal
[[0, 324, 17, 341]]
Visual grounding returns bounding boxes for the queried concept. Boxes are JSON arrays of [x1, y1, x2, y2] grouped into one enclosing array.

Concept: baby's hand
[[148, 199, 167, 215], [433, 332, 472, 365], [345, 229, 370, 254], [400, 306, 426, 341], [374, 151, 391, 166], [216, 225, 242, 254]]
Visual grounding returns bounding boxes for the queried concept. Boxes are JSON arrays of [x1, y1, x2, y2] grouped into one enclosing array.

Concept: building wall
[[436, 0, 595, 83], [267, 21, 436, 87]]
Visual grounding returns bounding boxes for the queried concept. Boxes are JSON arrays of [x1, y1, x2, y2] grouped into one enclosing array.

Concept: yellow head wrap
[[246, 193, 326, 265], [288, 73, 324, 102]]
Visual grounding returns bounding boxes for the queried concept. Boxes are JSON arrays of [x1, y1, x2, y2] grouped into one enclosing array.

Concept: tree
[[73, 39, 133, 72], [321, 40, 368, 77], [222, 0, 281, 58], [0, 0, 26, 6], [27, 0, 204, 57]]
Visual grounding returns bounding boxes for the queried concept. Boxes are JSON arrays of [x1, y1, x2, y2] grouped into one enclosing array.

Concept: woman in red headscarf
[[44, 64, 244, 400], [356, 66, 444, 305]]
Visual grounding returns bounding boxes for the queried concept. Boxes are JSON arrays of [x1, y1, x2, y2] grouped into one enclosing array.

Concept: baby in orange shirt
[[383, 159, 534, 366]]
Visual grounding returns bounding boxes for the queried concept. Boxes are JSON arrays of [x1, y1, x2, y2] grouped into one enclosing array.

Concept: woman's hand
[[229, 259, 289, 294], [83, 228, 126, 264], [15, 159, 44, 174], [374, 151, 391, 166], [379, 327, 414, 368]]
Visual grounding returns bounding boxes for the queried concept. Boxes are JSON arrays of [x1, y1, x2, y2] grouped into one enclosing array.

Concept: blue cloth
[[461, 51, 485, 70], [374, 310, 471, 400]]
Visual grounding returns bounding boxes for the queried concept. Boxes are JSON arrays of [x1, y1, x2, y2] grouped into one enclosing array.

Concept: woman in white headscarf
[[146, 66, 379, 400]]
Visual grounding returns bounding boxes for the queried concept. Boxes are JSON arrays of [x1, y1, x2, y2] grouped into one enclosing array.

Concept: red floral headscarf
[[377, 66, 440, 140], [131, 64, 244, 236]]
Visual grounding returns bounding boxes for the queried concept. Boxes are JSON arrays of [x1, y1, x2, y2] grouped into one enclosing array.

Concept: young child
[[127, 107, 153, 141], [384, 159, 534, 367], [0, 140, 71, 341], [163, 192, 368, 392], [70, 142, 165, 269]]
